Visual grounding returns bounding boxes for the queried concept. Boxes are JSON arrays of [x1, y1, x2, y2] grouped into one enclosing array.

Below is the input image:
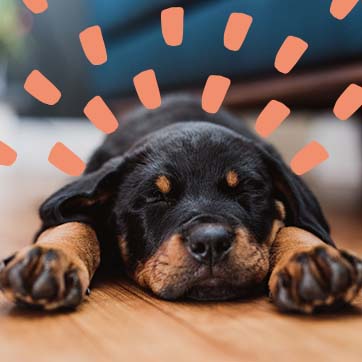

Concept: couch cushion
[[88, 0, 362, 97]]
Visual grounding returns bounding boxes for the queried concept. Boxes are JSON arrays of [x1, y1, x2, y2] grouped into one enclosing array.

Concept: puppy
[[1, 95, 361, 313]]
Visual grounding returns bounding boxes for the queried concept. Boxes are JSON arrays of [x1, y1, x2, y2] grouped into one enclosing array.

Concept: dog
[[1, 95, 361, 313]]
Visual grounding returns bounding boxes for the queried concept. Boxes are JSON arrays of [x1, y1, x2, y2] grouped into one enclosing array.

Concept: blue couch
[[86, 0, 362, 98]]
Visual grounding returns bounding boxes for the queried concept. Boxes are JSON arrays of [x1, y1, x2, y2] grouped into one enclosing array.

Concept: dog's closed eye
[[145, 191, 170, 205], [146, 177, 175, 205]]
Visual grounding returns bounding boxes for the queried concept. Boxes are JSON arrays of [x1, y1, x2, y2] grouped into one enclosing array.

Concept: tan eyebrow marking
[[155, 175, 171, 194], [226, 170, 239, 188], [275, 200, 286, 221]]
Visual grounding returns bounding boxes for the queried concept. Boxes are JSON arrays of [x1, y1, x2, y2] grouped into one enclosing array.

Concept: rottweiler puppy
[[1, 95, 361, 313]]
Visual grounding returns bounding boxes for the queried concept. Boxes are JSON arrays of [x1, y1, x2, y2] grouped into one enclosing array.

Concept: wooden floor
[[1, 176, 362, 362]]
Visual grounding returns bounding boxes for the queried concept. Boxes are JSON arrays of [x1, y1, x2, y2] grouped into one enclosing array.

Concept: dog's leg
[[269, 227, 362, 313], [0, 222, 100, 310]]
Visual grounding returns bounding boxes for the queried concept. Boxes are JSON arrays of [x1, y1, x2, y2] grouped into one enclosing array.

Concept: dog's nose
[[186, 223, 234, 265]]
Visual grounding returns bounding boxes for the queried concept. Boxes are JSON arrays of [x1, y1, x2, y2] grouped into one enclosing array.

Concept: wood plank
[[123, 281, 362, 362]]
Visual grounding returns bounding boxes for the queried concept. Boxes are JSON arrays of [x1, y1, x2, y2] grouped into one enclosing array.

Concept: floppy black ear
[[256, 142, 334, 246], [37, 156, 126, 235]]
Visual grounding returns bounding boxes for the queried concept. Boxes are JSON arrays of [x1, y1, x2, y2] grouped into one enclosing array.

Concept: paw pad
[[271, 247, 362, 313]]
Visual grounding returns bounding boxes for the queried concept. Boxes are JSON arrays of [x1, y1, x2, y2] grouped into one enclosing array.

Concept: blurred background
[[0, 0, 361, 247]]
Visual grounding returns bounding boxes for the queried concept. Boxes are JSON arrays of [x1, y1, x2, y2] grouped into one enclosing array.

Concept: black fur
[[37, 95, 333, 276]]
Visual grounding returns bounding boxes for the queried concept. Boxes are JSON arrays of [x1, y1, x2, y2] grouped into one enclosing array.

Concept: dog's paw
[[270, 246, 362, 313], [0, 245, 89, 310]]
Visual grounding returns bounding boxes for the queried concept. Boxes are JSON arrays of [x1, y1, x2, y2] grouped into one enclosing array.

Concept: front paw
[[270, 246, 362, 313], [0, 245, 89, 310]]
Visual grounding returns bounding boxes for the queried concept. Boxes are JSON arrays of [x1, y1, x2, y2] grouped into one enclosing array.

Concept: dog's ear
[[256, 142, 334, 246], [38, 156, 127, 234]]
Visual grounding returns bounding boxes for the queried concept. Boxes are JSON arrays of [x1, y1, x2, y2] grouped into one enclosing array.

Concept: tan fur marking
[[134, 228, 274, 295], [266, 219, 284, 246], [267, 227, 362, 313], [268, 227, 330, 295], [134, 234, 187, 294], [228, 228, 270, 284], [0, 222, 101, 310], [118, 237, 129, 265], [155, 175, 171, 194], [62, 192, 113, 210], [270, 227, 329, 271], [275, 200, 286, 221], [226, 170, 239, 188], [36, 222, 100, 278]]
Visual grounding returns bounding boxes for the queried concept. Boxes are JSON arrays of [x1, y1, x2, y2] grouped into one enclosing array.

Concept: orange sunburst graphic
[[0, 141, 17, 166], [48, 143, 86, 177], [0, 2, 358, 176], [79, 26, 108, 66], [133, 70, 162, 110], [22, 0, 48, 14], [161, 7, 184, 47], [224, 13, 253, 52], [330, 0, 360, 20], [274, 36, 309, 75], [83, 96, 119, 134], [24, 70, 62, 105], [255, 100, 291, 138], [333, 84, 362, 121]]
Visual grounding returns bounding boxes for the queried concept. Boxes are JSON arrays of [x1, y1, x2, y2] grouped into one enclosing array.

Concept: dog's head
[[39, 122, 331, 301]]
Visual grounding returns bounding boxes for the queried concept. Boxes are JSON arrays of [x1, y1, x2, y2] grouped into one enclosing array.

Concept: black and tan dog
[[1, 95, 361, 313]]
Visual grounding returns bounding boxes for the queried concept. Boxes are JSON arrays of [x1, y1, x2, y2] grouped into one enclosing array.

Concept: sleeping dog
[[1, 95, 361, 313]]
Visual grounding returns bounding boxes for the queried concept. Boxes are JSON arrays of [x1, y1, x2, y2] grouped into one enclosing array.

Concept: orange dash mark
[[202, 75, 231, 114], [333, 83, 362, 121], [133, 69, 162, 110], [48, 142, 85, 177], [255, 100, 291, 138], [79, 26, 108, 65], [274, 36, 308, 74], [330, 0, 359, 20], [22, 0, 48, 14], [84, 96, 119, 134], [161, 7, 184, 46], [24, 70, 61, 105], [224, 13, 253, 51], [290, 141, 329, 176], [0, 141, 17, 166]]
